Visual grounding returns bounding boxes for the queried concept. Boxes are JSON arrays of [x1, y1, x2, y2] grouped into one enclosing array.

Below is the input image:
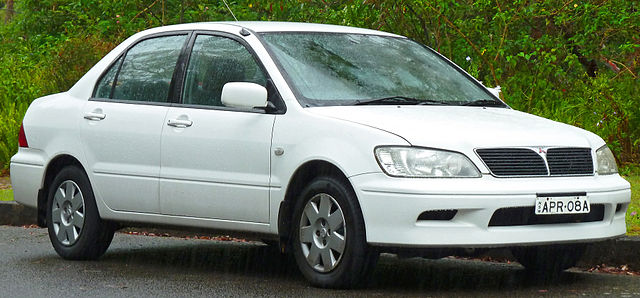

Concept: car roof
[[142, 21, 403, 37], [67, 21, 404, 98]]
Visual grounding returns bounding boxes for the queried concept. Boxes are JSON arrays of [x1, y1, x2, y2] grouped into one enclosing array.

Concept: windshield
[[260, 32, 502, 107]]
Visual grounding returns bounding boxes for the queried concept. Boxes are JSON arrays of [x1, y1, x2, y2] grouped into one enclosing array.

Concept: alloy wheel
[[299, 193, 346, 272], [51, 180, 85, 246]]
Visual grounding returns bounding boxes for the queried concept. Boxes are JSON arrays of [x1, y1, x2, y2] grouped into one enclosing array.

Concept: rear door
[[159, 33, 275, 223], [82, 33, 189, 213]]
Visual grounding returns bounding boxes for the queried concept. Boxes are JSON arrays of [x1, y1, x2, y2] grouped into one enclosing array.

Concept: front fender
[[268, 110, 408, 232]]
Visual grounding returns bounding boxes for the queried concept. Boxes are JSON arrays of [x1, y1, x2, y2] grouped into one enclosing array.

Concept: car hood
[[308, 106, 604, 150]]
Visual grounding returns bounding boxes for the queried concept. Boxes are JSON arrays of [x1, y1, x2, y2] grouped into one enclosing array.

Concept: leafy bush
[[0, 33, 42, 169], [0, 0, 638, 169], [364, 0, 639, 166], [0, 103, 24, 166]]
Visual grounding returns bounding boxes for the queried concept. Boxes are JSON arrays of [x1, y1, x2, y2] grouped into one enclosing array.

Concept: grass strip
[[0, 189, 13, 201]]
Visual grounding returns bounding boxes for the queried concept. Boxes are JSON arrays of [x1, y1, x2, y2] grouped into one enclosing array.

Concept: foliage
[[365, 0, 640, 166], [0, 103, 24, 167], [0, 30, 41, 167], [625, 175, 640, 236], [0, 0, 638, 170]]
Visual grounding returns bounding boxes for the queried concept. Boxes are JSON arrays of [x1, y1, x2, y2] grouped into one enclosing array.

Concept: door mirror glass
[[221, 82, 268, 109]]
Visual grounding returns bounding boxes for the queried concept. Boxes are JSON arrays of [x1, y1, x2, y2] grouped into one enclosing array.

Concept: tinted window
[[110, 35, 188, 103], [182, 35, 266, 107]]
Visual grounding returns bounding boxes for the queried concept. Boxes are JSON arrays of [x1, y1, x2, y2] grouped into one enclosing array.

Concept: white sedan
[[10, 22, 631, 288]]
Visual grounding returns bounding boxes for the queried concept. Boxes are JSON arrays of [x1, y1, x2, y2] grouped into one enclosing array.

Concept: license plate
[[535, 193, 590, 215]]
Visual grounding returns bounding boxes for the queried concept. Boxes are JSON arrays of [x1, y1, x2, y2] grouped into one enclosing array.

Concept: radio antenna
[[222, 0, 239, 21]]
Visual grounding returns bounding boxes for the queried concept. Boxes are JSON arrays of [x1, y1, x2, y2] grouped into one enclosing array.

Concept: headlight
[[374, 146, 481, 178], [596, 145, 618, 175]]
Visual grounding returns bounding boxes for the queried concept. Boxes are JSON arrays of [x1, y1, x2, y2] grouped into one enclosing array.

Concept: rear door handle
[[167, 119, 193, 128], [83, 112, 106, 121]]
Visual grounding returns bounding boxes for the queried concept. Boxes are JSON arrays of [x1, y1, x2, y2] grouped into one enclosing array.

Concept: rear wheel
[[512, 244, 586, 280], [46, 166, 115, 260], [291, 176, 378, 288]]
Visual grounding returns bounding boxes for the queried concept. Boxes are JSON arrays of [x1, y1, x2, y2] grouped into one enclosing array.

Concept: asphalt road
[[1, 225, 639, 297]]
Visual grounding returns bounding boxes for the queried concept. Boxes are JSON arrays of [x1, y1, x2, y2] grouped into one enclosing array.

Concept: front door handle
[[83, 112, 106, 121], [167, 119, 193, 128]]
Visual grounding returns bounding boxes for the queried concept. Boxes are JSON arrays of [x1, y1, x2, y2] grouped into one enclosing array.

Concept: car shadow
[[94, 238, 587, 292], [102, 240, 302, 279]]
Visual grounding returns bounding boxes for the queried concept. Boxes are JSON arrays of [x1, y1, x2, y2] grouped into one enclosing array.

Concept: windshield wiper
[[461, 99, 505, 107], [354, 96, 448, 106]]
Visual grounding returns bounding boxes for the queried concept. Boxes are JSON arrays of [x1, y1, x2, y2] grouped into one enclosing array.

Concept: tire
[[512, 244, 586, 280], [261, 239, 280, 247], [261, 239, 285, 253], [291, 176, 378, 288], [46, 166, 115, 260]]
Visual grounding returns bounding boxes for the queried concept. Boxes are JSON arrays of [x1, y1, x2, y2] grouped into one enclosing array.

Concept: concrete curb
[[473, 238, 639, 271], [0, 201, 37, 226], [0, 201, 38, 226], [579, 237, 640, 270], [1, 200, 638, 270]]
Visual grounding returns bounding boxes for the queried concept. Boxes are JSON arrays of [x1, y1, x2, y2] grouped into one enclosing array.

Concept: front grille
[[476, 147, 594, 177], [476, 148, 548, 176], [488, 204, 604, 226], [547, 148, 593, 175]]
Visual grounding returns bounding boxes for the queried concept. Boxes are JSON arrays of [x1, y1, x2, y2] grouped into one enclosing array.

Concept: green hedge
[[1, 0, 638, 171]]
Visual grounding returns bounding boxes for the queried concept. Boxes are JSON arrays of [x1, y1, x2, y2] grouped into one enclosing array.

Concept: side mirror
[[487, 85, 501, 98], [221, 82, 268, 109]]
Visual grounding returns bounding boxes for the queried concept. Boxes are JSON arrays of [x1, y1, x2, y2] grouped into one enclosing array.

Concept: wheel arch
[[37, 154, 86, 227], [277, 159, 359, 250]]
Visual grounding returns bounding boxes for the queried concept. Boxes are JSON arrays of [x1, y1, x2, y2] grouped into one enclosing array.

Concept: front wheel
[[46, 166, 115, 260], [291, 176, 378, 288]]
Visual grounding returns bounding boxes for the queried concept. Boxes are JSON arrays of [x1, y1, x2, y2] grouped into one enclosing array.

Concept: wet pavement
[[1, 225, 639, 297]]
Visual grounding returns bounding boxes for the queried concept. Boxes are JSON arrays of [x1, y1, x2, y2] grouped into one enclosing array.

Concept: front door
[[159, 33, 274, 223]]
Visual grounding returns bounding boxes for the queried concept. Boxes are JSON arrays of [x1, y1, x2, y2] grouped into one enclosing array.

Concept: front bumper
[[351, 173, 631, 248]]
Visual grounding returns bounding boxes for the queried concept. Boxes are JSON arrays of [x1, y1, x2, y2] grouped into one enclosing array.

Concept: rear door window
[[95, 34, 188, 103], [94, 56, 122, 99]]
